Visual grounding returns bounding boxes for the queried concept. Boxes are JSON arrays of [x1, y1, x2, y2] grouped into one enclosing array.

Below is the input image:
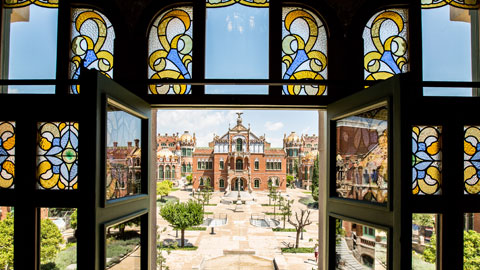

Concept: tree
[[464, 230, 480, 270], [312, 185, 319, 202], [267, 182, 277, 206], [160, 200, 204, 247], [422, 234, 436, 264], [280, 198, 294, 229], [286, 175, 294, 188], [311, 154, 319, 200], [157, 180, 172, 199], [0, 213, 14, 269], [111, 217, 140, 239], [288, 209, 312, 248], [157, 226, 171, 270], [293, 159, 299, 177], [186, 174, 193, 185], [70, 209, 78, 230], [201, 180, 213, 205], [40, 218, 64, 263], [412, 214, 435, 227]]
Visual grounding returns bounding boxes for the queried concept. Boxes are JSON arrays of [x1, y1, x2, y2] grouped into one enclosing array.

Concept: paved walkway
[[159, 188, 319, 270]]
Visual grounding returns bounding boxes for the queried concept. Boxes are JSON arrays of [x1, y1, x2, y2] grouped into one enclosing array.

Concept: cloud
[[265, 121, 284, 131], [238, 26, 244, 33], [227, 21, 233, 32], [249, 16, 255, 28]]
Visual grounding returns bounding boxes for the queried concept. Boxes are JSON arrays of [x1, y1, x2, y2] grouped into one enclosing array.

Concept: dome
[[286, 132, 300, 143], [157, 148, 174, 158], [180, 131, 193, 142]]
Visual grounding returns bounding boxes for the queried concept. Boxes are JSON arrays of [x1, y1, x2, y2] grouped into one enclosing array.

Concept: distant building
[[106, 139, 141, 199], [156, 113, 320, 191]]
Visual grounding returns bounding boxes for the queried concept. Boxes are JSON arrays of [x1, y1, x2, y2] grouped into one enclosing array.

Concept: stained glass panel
[[106, 103, 142, 200], [37, 122, 79, 190], [421, 0, 480, 9], [335, 219, 388, 269], [70, 8, 115, 94], [206, 0, 269, 8], [3, 0, 58, 8], [282, 7, 327, 95], [412, 126, 442, 195], [0, 122, 15, 189], [148, 7, 193, 95], [363, 9, 409, 82], [464, 126, 480, 194], [335, 105, 388, 203]]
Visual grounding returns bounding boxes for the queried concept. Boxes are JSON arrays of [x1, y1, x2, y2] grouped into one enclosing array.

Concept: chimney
[[128, 141, 132, 148], [113, 142, 118, 148], [134, 139, 140, 148]]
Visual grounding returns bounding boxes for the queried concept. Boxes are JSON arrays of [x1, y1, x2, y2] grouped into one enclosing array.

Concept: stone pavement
[[158, 188, 319, 270]]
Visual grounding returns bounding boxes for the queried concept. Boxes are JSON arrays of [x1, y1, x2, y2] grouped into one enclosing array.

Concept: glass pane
[[106, 216, 141, 269], [282, 7, 328, 95], [106, 104, 142, 200], [464, 212, 480, 270], [0, 122, 15, 189], [412, 126, 442, 195], [148, 7, 193, 95], [335, 219, 388, 269], [37, 122, 79, 190], [70, 8, 115, 94], [422, 5, 478, 96], [412, 213, 438, 270], [1, 5, 57, 93], [205, 2, 269, 94], [464, 126, 480, 194], [363, 8, 409, 82], [335, 105, 388, 203], [3, 0, 59, 8], [421, 1, 480, 9], [40, 207, 77, 269], [0, 206, 14, 269]]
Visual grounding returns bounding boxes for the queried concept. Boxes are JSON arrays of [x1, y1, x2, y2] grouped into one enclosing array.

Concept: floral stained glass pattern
[[70, 9, 115, 94], [421, 0, 479, 9], [148, 7, 193, 95], [363, 9, 408, 82], [412, 126, 442, 195], [3, 0, 58, 8], [37, 122, 78, 190], [282, 7, 327, 95], [0, 122, 15, 189], [464, 126, 480, 194], [206, 0, 269, 8]]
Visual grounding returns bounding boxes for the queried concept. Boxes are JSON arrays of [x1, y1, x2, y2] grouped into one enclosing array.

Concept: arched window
[[236, 159, 243, 170], [171, 166, 175, 179], [159, 166, 164, 179], [165, 165, 171, 179], [200, 178, 204, 186], [236, 138, 243, 152], [254, 179, 260, 188], [219, 179, 224, 188], [254, 159, 259, 170]]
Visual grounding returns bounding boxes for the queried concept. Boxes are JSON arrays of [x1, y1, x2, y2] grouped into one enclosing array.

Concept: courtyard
[[157, 187, 319, 270]]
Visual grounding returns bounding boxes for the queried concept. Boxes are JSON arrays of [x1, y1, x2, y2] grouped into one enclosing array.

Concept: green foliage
[[185, 226, 206, 231], [106, 237, 140, 267], [157, 227, 170, 270], [0, 213, 14, 269], [272, 228, 306, 232], [286, 175, 294, 188], [70, 209, 77, 230], [40, 218, 64, 264], [312, 186, 319, 202], [281, 247, 314, 253], [157, 181, 172, 197], [160, 200, 204, 247], [111, 217, 141, 240], [464, 230, 480, 270], [412, 214, 435, 227], [423, 235, 436, 264], [186, 174, 193, 185], [311, 154, 319, 197], [336, 219, 345, 244], [412, 251, 435, 270], [54, 244, 77, 269]]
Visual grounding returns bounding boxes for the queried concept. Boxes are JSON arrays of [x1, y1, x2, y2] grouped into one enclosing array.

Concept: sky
[[156, 110, 319, 148], [6, 3, 476, 96]]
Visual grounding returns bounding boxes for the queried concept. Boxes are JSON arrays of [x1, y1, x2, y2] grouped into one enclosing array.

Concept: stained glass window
[[148, 7, 193, 95], [3, 0, 58, 8], [282, 7, 327, 95], [70, 8, 115, 94], [335, 105, 388, 203], [464, 126, 480, 194], [412, 126, 442, 195], [421, 0, 480, 9], [363, 9, 408, 82], [206, 0, 269, 8], [37, 122, 79, 190], [0, 122, 15, 189]]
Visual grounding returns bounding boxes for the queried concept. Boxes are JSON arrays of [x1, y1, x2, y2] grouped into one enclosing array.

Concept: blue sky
[[156, 110, 318, 148]]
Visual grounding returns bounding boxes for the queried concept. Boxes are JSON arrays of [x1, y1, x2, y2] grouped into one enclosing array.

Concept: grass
[[261, 204, 279, 206], [157, 196, 179, 203], [272, 228, 306, 232], [106, 237, 140, 267], [281, 247, 314, 253], [203, 212, 214, 215], [299, 196, 318, 209], [159, 245, 198, 251], [264, 212, 285, 216], [302, 191, 312, 194], [204, 204, 217, 206], [185, 226, 206, 231], [171, 188, 180, 192]]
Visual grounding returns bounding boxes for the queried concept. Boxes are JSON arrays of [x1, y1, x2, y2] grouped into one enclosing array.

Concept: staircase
[[335, 238, 366, 270]]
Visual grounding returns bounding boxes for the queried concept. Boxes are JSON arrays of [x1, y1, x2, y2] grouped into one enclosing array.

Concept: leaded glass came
[[464, 126, 480, 194], [37, 122, 79, 190], [412, 126, 442, 195], [363, 9, 409, 82], [421, 0, 480, 9], [148, 7, 193, 95], [282, 7, 327, 95], [0, 122, 15, 189], [70, 8, 115, 94]]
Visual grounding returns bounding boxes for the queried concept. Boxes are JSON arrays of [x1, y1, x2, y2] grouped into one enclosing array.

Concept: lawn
[[281, 247, 314, 253], [299, 196, 318, 209]]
